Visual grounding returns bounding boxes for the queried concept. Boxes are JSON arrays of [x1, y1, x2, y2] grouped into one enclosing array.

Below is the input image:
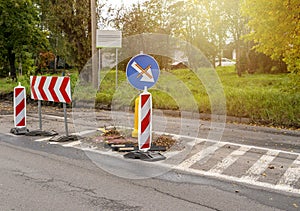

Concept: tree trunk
[[8, 48, 17, 81], [53, 55, 57, 74], [236, 41, 242, 77]]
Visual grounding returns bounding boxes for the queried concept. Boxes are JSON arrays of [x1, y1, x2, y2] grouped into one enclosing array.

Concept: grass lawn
[[1, 67, 299, 128], [0, 78, 22, 94], [95, 66, 299, 128], [217, 67, 299, 127]]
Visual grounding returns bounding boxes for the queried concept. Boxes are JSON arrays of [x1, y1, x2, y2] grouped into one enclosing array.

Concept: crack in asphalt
[[11, 169, 140, 210], [152, 186, 221, 211], [130, 180, 220, 211], [12, 167, 217, 210]]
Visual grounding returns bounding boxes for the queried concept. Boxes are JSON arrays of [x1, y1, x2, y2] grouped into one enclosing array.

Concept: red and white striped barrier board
[[138, 91, 152, 151], [14, 83, 26, 128], [30, 76, 72, 103]]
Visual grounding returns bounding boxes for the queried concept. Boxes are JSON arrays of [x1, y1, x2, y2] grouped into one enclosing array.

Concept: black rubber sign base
[[49, 135, 81, 142], [25, 129, 58, 136], [124, 151, 166, 162], [10, 127, 29, 135]]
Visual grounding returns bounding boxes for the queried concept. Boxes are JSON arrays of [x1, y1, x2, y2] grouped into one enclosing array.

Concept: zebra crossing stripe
[[175, 165, 300, 195], [30, 126, 300, 194], [277, 155, 300, 187], [177, 142, 226, 169], [241, 150, 279, 181], [209, 146, 251, 174]]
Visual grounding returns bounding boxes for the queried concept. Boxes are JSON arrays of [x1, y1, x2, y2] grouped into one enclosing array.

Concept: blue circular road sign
[[126, 54, 160, 90]]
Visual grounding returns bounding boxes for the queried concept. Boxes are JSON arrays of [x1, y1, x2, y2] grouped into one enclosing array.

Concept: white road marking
[[75, 145, 300, 195], [154, 131, 300, 157], [82, 146, 98, 151], [4, 133, 18, 137], [241, 150, 279, 181], [27, 114, 66, 120], [43, 114, 66, 120], [177, 142, 226, 169], [34, 137, 52, 142], [71, 129, 96, 136], [209, 146, 251, 174], [48, 142, 60, 145], [63, 141, 81, 147], [6, 124, 299, 195], [277, 155, 300, 187]]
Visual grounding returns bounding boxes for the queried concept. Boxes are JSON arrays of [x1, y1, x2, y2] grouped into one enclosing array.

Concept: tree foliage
[[0, 0, 48, 80], [41, 0, 92, 72], [168, 0, 216, 61], [112, 0, 248, 71], [243, 0, 300, 74], [113, 0, 167, 36], [1, 0, 297, 79]]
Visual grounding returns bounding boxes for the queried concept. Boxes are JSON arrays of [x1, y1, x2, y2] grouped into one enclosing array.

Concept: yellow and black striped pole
[[132, 96, 139, 138]]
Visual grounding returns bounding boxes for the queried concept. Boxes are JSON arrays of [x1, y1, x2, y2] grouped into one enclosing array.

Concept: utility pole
[[91, 0, 98, 89]]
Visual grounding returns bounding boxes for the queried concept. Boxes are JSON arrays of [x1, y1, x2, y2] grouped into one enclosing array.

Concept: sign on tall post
[[126, 53, 160, 91], [96, 30, 122, 89], [124, 53, 166, 161]]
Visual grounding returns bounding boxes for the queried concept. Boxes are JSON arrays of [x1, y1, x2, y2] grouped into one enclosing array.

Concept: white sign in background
[[96, 30, 122, 48]]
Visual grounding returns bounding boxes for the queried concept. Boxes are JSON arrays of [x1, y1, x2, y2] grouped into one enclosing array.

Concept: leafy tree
[[112, 0, 171, 68], [38, 0, 107, 73], [113, 0, 167, 36], [46, 0, 92, 72], [242, 0, 300, 74], [0, 0, 48, 80], [38, 0, 102, 73]]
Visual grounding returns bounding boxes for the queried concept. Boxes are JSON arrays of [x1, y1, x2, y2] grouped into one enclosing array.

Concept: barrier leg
[[63, 103, 69, 137], [38, 100, 42, 130]]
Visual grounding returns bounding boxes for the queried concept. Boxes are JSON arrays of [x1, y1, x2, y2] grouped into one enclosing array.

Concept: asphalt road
[[0, 133, 299, 211], [1, 106, 300, 210]]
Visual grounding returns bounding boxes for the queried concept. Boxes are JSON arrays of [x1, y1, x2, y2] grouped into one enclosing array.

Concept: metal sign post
[[124, 53, 166, 161], [98, 48, 101, 88], [63, 103, 69, 137], [116, 48, 118, 89], [38, 100, 42, 130]]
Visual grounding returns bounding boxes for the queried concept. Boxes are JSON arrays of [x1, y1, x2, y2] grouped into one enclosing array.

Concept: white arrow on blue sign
[[126, 54, 160, 90]]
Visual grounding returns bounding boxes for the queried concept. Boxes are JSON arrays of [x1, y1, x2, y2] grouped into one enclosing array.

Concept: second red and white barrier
[[138, 89, 152, 151], [14, 82, 26, 128]]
